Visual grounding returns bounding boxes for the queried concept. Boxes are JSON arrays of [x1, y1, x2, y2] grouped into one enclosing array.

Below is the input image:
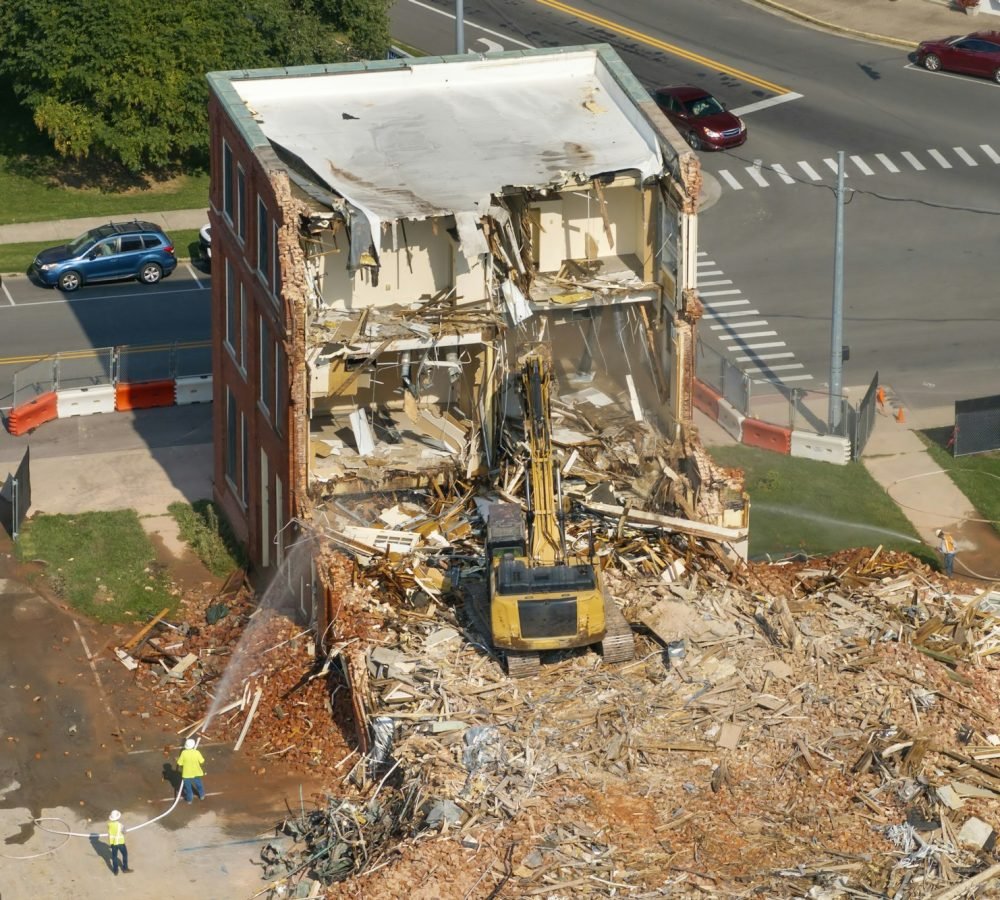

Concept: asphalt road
[[0, 266, 212, 409], [392, 0, 1000, 415]]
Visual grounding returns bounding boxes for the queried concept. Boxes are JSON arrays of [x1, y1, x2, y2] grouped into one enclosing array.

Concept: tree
[[0, 0, 392, 174]]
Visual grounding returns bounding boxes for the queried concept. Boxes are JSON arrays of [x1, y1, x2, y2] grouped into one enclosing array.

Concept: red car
[[917, 31, 1000, 83], [653, 85, 747, 151]]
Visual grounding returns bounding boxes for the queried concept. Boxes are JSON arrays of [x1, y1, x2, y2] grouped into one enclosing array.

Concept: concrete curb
[[746, 0, 920, 49]]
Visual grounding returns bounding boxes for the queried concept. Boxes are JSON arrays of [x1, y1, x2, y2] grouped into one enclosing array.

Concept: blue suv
[[30, 221, 178, 292]]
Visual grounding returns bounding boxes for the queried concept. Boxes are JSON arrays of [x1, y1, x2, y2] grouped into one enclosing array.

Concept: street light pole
[[456, 0, 465, 54], [829, 150, 845, 433]]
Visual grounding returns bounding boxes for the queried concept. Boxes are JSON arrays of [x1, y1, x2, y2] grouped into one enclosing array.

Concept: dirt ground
[[0, 534, 328, 900]]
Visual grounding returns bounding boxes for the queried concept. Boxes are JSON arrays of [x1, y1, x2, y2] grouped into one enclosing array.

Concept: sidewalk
[[0, 208, 208, 245], [749, 0, 988, 48]]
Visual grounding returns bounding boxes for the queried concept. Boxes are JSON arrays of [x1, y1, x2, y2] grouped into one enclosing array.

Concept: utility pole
[[828, 150, 845, 433], [456, 0, 465, 54]]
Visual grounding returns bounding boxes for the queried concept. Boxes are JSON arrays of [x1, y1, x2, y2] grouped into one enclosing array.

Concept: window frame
[[257, 197, 270, 283], [223, 140, 234, 222]]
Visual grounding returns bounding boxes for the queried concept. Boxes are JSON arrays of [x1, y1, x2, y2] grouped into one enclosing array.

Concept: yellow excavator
[[476, 346, 634, 677]]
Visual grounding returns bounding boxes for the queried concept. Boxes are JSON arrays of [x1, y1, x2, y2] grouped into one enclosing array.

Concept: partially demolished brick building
[[205, 45, 746, 635]]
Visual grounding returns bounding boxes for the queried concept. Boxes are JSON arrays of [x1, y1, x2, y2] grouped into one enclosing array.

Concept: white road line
[[927, 148, 952, 169], [699, 279, 733, 286], [850, 155, 874, 175], [703, 309, 761, 319], [697, 250, 708, 256], [736, 352, 795, 362], [797, 161, 822, 181], [700, 289, 742, 297], [184, 264, 205, 289], [704, 299, 751, 308], [746, 167, 769, 187], [74, 620, 118, 726], [729, 341, 785, 351], [718, 169, 743, 190], [405, 0, 534, 48], [953, 146, 978, 166], [875, 153, 899, 173], [710, 320, 769, 330], [1, 281, 13, 306], [697, 259, 717, 266], [698, 269, 723, 276], [822, 158, 848, 176], [729, 91, 803, 116], [755, 374, 813, 383], [901, 151, 926, 171], [771, 164, 796, 184], [981, 144, 1000, 164], [719, 331, 777, 341], [743, 363, 805, 373]]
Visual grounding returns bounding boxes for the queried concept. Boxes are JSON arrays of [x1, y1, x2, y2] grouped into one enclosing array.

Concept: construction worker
[[176, 738, 206, 803], [936, 529, 957, 577], [107, 810, 131, 875]]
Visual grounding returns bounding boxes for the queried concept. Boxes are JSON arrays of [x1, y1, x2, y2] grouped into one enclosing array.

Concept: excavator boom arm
[[521, 352, 563, 565]]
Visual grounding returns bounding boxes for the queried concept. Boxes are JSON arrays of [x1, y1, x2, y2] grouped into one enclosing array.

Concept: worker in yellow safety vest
[[176, 738, 206, 803], [107, 810, 131, 875], [936, 529, 957, 577]]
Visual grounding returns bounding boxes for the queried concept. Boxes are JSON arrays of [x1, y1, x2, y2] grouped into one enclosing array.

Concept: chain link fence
[[11, 340, 211, 409], [954, 394, 1000, 457], [696, 339, 883, 457]]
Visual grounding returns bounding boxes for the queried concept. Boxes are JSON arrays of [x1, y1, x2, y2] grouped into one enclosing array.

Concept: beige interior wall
[[532, 185, 642, 272]]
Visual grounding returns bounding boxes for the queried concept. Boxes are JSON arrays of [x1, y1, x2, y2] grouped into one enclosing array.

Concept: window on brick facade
[[271, 220, 279, 296], [259, 315, 273, 417], [225, 388, 238, 486], [257, 198, 270, 282], [225, 261, 237, 356], [223, 141, 234, 221], [274, 343, 285, 435], [241, 412, 249, 505], [238, 283, 247, 373], [236, 165, 246, 240]]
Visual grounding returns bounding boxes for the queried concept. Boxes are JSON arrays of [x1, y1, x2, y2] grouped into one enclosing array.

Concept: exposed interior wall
[[309, 346, 485, 421], [532, 183, 643, 272], [316, 219, 484, 310]]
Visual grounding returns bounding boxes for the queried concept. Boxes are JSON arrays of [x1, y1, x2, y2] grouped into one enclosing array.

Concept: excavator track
[[504, 651, 541, 678], [600, 594, 635, 665]]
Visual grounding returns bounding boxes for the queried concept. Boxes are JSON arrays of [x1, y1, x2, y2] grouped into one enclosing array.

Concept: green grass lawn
[[16, 510, 177, 624], [921, 429, 1000, 533], [709, 445, 932, 563], [0, 165, 209, 227], [0, 229, 204, 274], [169, 500, 247, 577]]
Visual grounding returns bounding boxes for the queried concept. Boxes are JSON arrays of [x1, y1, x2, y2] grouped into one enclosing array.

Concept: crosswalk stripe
[[703, 309, 761, 319], [710, 320, 768, 330], [953, 146, 977, 166], [698, 269, 723, 276], [718, 169, 743, 190], [719, 331, 777, 341], [697, 250, 708, 256], [771, 164, 796, 184], [823, 158, 848, 176], [875, 153, 899, 173], [736, 352, 795, 362], [850, 155, 874, 175], [699, 279, 733, 286], [797, 161, 822, 181], [901, 151, 926, 171], [746, 167, 769, 187], [927, 149, 952, 169], [755, 374, 813, 383], [700, 289, 742, 297], [981, 144, 1000, 164], [704, 299, 750, 308], [697, 259, 717, 266], [728, 341, 785, 351], [743, 363, 805, 374]]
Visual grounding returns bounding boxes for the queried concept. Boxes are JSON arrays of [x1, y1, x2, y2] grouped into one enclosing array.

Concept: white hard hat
[[184, 738, 196, 750], [109, 810, 121, 821]]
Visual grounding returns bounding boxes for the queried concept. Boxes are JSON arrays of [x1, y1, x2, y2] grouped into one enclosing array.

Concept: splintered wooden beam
[[122, 607, 171, 652], [580, 500, 748, 544], [234, 686, 263, 752]]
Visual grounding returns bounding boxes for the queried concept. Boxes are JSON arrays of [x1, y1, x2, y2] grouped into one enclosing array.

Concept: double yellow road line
[[534, 0, 791, 95], [0, 340, 210, 368]]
